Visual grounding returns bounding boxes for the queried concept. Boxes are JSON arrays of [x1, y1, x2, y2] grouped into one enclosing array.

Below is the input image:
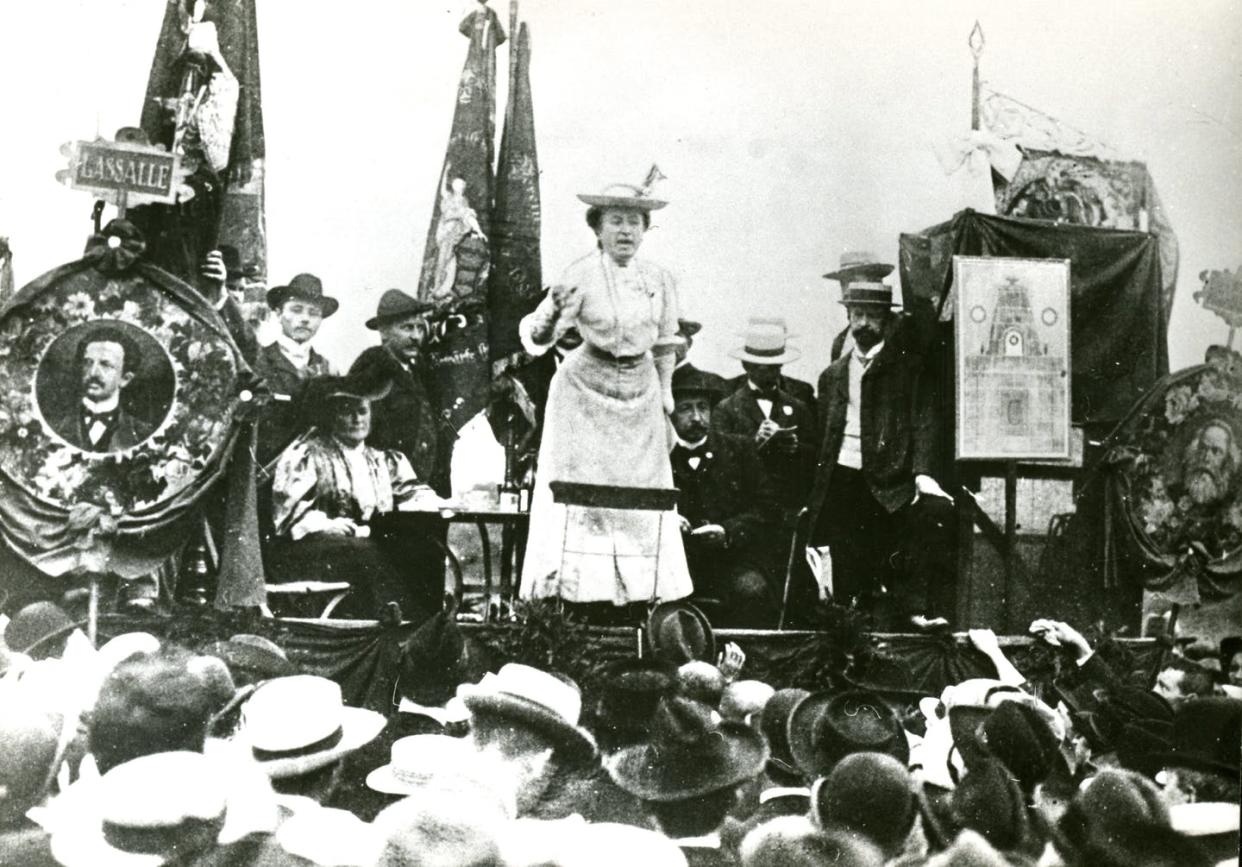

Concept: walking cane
[[778, 508, 810, 630]]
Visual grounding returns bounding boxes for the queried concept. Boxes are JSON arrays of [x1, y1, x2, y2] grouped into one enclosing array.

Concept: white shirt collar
[[278, 333, 313, 366], [852, 340, 885, 363], [674, 434, 708, 451], [81, 394, 120, 413]]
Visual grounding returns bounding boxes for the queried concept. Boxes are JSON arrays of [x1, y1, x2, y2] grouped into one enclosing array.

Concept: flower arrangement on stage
[[0, 262, 238, 513]]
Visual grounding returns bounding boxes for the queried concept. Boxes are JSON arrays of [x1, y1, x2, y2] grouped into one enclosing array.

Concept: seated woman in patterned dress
[[267, 374, 441, 620]]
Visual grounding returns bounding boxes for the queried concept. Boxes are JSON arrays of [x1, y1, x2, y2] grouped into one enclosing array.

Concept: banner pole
[[969, 22, 985, 131]]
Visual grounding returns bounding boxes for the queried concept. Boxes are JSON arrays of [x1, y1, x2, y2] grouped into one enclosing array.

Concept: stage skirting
[[90, 608, 1168, 715]]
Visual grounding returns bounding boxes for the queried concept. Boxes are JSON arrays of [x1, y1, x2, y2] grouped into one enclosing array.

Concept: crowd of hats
[[0, 598, 1239, 867]]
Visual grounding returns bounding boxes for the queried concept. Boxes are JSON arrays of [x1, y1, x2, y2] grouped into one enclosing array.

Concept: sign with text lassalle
[[58, 139, 180, 206]]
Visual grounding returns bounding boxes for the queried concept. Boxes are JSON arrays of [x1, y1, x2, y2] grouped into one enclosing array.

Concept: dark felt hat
[[760, 688, 810, 780], [199, 637, 297, 688], [787, 689, 909, 779], [1057, 767, 1169, 858], [949, 701, 1059, 793], [811, 751, 917, 855], [823, 251, 895, 284], [671, 367, 726, 400], [365, 289, 434, 330], [606, 695, 768, 801], [950, 757, 1032, 854], [4, 602, 80, 657], [304, 373, 393, 409], [1114, 718, 1174, 779], [1154, 696, 1242, 777], [593, 657, 677, 750], [677, 318, 702, 337], [266, 273, 339, 317], [646, 601, 716, 667]]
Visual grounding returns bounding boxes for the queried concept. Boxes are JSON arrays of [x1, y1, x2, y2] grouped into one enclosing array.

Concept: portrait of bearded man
[[1177, 418, 1241, 507]]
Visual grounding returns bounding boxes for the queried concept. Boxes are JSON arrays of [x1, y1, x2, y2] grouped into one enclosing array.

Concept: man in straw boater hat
[[254, 272, 339, 463], [806, 277, 955, 631], [822, 250, 896, 364]]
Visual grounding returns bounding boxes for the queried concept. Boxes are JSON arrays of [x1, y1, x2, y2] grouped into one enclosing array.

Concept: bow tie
[[83, 410, 116, 424]]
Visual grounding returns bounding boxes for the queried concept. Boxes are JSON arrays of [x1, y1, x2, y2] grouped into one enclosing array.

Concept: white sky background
[[2, 0, 1240, 485]]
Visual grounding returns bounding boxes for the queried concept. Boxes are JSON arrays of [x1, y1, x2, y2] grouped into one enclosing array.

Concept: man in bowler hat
[[255, 273, 338, 463], [348, 290, 451, 496]]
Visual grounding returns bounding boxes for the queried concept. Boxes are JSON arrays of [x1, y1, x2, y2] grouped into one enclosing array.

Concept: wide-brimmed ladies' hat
[[606, 695, 768, 801], [459, 664, 597, 764], [577, 183, 667, 211], [266, 273, 339, 317], [823, 251, 895, 284], [728, 318, 802, 366], [238, 675, 386, 779]]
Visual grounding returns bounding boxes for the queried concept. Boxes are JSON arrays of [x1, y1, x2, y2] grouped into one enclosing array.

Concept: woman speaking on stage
[[517, 175, 692, 619]]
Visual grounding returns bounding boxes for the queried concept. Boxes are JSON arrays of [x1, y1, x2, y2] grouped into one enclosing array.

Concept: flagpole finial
[[968, 21, 985, 60]]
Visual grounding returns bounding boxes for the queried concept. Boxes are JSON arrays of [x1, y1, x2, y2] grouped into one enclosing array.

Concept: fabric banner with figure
[[417, 2, 505, 432], [128, 0, 265, 285]]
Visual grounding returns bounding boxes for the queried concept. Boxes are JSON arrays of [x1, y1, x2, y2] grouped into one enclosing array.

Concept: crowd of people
[[0, 596, 1238, 865]]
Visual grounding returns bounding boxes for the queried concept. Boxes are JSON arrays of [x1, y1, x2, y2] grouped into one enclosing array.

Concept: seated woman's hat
[[577, 183, 667, 211]]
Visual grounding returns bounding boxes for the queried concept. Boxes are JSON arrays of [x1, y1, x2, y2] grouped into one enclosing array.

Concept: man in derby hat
[[254, 273, 339, 464], [348, 289, 451, 497], [607, 695, 768, 866], [806, 278, 954, 630], [669, 368, 782, 626], [268, 373, 443, 620], [672, 317, 729, 405]]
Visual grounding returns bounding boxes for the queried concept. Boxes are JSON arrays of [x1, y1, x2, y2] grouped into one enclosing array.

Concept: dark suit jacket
[[672, 432, 776, 577], [348, 345, 451, 495], [711, 385, 817, 513], [50, 402, 155, 452], [255, 342, 334, 464], [217, 295, 260, 368], [726, 373, 815, 413], [807, 329, 937, 536]]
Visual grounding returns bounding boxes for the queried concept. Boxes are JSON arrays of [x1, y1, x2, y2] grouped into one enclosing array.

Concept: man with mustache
[[670, 370, 779, 625], [50, 325, 156, 452], [1180, 420, 1238, 506], [807, 280, 953, 630]]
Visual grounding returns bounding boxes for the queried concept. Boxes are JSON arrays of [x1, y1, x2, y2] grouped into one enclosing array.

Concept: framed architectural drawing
[[954, 256, 1071, 461]]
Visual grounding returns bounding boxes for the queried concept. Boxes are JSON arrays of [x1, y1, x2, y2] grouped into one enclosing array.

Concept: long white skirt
[[520, 346, 692, 604]]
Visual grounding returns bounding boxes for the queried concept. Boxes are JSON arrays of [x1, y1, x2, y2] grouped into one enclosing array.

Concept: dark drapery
[[900, 209, 1168, 427]]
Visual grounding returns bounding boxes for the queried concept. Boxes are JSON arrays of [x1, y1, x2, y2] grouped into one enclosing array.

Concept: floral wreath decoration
[[0, 220, 257, 568], [1105, 346, 1242, 601]]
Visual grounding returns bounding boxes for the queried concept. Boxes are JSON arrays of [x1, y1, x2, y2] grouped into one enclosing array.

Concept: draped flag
[[418, 1, 506, 432], [488, 20, 543, 443], [130, 0, 266, 283]]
